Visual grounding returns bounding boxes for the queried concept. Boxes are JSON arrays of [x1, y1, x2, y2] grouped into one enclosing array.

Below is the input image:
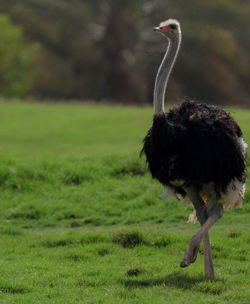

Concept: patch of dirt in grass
[[126, 268, 141, 277], [97, 247, 112, 256], [113, 230, 145, 248], [228, 231, 241, 238]]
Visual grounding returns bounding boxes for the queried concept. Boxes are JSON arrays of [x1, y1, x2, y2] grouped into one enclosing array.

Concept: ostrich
[[141, 19, 247, 277]]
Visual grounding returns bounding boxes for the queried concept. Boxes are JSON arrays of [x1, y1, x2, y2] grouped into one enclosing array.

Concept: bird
[[141, 19, 247, 277]]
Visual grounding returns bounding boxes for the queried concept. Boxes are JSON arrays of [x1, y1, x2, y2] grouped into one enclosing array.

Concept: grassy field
[[0, 101, 249, 303]]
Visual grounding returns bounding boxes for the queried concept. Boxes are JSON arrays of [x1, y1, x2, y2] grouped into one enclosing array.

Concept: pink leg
[[181, 186, 223, 277], [203, 233, 214, 277]]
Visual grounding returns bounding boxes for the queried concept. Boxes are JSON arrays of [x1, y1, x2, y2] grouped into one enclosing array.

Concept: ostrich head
[[154, 19, 181, 39]]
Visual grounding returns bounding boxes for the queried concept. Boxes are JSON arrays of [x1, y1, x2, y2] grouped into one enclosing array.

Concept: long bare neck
[[153, 32, 181, 114]]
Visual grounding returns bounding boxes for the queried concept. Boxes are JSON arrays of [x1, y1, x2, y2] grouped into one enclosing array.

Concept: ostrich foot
[[180, 234, 201, 267]]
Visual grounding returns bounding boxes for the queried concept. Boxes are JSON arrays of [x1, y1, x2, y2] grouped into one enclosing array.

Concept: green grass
[[0, 101, 153, 159], [0, 100, 249, 303]]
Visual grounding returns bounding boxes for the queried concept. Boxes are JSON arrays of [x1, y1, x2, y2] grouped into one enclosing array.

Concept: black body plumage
[[142, 101, 246, 194]]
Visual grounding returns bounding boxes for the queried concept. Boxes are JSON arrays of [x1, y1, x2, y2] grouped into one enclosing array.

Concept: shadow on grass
[[123, 272, 225, 294]]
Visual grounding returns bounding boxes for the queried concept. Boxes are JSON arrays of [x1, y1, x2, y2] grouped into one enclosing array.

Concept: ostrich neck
[[153, 32, 181, 114]]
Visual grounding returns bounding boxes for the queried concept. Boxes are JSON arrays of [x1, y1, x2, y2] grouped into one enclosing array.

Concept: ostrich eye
[[169, 24, 177, 30]]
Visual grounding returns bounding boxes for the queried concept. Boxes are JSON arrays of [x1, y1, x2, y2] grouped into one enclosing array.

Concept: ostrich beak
[[153, 26, 172, 33], [153, 26, 161, 32]]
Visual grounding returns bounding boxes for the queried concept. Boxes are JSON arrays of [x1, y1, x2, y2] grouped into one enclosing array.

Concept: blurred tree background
[[0, 14, 34, 97], [0, 0, 249, 106]]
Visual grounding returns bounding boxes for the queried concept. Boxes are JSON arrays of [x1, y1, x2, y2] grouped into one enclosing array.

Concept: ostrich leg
[[181, 186, 213, 275], [181, 186, 223, 277], [181, 202, 223, 274], [203, 232, 214, 276]]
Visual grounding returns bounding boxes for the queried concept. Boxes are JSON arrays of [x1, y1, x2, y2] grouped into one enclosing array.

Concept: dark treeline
[[0, 0, 249, 106]]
